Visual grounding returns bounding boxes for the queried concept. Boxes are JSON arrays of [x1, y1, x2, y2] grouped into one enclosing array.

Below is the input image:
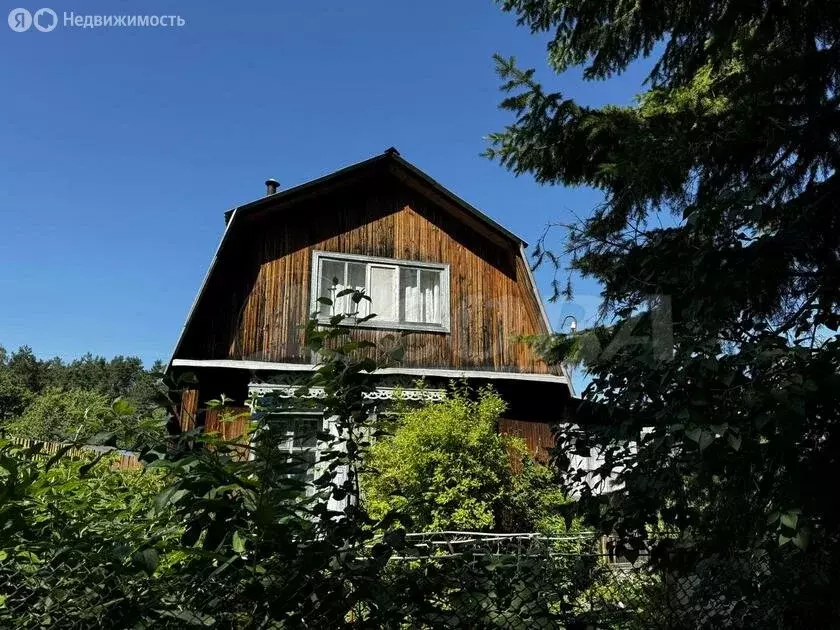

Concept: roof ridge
[[223, 150, 526, 246]]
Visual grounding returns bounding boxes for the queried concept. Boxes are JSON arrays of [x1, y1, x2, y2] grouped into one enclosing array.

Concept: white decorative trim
[[378, 367, 567, 384], [249, 383, 447, 402], [519, 244, 576, 397], [172, 359, 316, 371], [171, 359, 569, 385]]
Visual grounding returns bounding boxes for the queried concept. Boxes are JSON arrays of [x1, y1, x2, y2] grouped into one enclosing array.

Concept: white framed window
[[271, 412, 323, 489], [264, 410, 352, 509], [311, 250, 450, 332]]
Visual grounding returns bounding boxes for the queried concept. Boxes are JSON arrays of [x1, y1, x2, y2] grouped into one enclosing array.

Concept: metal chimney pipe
[[265, 178, 280, 196]]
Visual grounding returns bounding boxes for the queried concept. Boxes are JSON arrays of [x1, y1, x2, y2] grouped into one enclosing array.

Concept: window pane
[[319, 259, 345, 317], [400, 267, 420, 322], [420, 270, 441, 323], [266, 415, 321, 490], [401, 268, 441, 323], [292, 418, 318, 448], [346, 262, 366, 289], [369, 266, 396, 321], [316, 255, 445, 327], [286, 450, 317, 485], [347, 262, 367, 317]]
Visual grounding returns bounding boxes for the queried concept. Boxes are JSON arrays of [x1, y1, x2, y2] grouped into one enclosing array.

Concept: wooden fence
[[7, 436, 142, 470], [4, 404, 253, 470]]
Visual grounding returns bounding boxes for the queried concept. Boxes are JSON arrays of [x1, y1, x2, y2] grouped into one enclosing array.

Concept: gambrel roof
[[168, 148, 570, 393], [223, 147, 526, 246]]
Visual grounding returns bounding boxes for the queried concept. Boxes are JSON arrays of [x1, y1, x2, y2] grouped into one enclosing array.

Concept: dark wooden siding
[[180, 388, 199, 432], [178, 179, 553, 374], [204, 406, 252, 460], [498, 418, 555, 463]]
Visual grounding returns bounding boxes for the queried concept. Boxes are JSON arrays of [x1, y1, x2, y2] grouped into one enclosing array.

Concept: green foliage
[[0, 371, 32, 422], [6, 387, 110, 442], [4, 346, 41, 392], [5, 387, 166, 449], [364, 389, 509, 531], [490, 0, 840, 622], [379, 550, 597, 628], [0, 309, 627, 627], [1, 343, 158, 394], [1, 443, 168, 551], [0, 439, 175, 627], [574, 568, 667, 629], [0, 345, 160, 402], [363, 388, 574, 534], [504, 447, 576, 535], [0, 345, 168, 448]]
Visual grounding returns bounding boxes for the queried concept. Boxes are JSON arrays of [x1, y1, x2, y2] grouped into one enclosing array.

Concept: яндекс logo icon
[[8, 8, 33, 31], [7, 7, 57, 32]]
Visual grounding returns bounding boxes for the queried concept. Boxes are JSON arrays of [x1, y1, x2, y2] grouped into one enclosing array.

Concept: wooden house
[[167, 148, 573, 463]]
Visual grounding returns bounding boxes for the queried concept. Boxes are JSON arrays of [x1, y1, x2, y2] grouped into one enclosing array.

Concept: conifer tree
[[489, 1, 840, 622]]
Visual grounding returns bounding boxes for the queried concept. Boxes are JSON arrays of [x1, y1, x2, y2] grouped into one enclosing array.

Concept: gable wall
[[177, 179, 553, 374]]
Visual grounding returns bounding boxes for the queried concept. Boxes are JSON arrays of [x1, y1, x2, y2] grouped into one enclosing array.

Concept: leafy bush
[[5, 387, 167, 448], [6, 387, 110, 442], [363, 388, 507, 531], [3, 448, 169, 551], [362, 388, 572, 533], [0, 440, 176, 627], [503, 445, 578, 535], [0, 371, 32, 423]]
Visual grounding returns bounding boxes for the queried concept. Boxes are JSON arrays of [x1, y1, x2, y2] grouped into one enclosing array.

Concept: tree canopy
[[490, 0, 840, 622], [0, 345, 166, 448]]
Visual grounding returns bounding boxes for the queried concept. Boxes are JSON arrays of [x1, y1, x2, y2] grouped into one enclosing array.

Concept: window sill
[[314, 316, 450, 334]]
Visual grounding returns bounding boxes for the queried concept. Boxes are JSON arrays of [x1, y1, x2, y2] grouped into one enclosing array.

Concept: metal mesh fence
[[0, 533, 778, 629]]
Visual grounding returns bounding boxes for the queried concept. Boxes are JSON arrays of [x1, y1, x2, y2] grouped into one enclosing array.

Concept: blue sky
[[1, 1, 650, 390]]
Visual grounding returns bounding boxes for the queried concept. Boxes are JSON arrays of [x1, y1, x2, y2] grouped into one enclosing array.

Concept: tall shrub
[[363, 388, 571, 533]]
